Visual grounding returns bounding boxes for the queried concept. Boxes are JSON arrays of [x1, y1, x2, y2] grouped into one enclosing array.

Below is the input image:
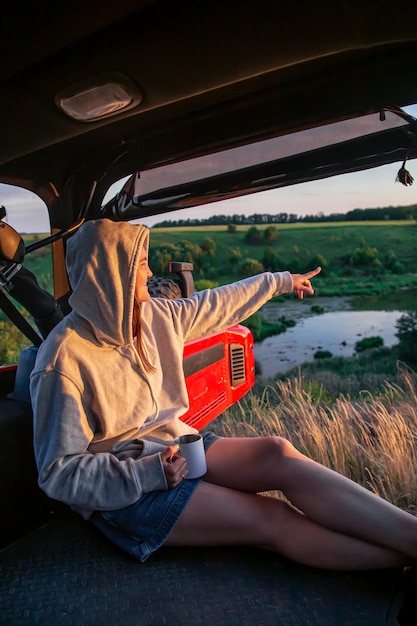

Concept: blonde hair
[[132, 298, 156, 374]]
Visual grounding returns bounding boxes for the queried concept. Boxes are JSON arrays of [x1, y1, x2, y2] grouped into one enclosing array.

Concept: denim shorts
[[90, 431, 219, 562]]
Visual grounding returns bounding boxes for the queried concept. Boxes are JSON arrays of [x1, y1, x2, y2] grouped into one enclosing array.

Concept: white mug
[[177, 434, 207, 479]]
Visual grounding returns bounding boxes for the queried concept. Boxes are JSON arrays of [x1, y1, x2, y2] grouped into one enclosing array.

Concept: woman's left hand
[[291, 266, 321, 300]]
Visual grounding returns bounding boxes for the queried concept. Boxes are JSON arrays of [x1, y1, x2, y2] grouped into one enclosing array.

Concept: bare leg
[[181, 437, 417, 561], [166, 481, 410, 570]]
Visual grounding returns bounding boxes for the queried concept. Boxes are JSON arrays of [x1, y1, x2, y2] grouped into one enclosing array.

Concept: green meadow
[[19, 220, 417, 296], [148, 221, 417, 295]]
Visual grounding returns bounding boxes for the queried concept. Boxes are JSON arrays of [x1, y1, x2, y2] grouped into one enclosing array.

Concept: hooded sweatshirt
[[30, 218, 293, 519]]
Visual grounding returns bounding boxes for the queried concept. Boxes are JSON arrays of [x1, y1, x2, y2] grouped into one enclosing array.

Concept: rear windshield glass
[[135, 110, 409, 194]]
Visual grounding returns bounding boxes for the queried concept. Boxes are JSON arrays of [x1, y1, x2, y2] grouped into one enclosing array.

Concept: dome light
[[56, 72, 142, 122]]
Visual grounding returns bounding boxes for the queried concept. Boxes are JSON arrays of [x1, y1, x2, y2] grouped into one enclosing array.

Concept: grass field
[[150, 220, 417, 293], [152, 220, 411, 231], [20, 221, 417, 294], [150, 221, 417, 264], [209, 368, 417, 510]]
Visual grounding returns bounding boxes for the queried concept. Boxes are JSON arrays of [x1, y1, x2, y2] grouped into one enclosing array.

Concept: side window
[[0, 185, 52, 364]]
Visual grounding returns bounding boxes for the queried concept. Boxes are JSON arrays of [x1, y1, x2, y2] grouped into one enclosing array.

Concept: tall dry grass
[[210, 369, 417, 510]]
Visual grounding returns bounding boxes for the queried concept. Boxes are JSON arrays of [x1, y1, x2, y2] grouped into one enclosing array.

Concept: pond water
[[254, 296, 406, 378]]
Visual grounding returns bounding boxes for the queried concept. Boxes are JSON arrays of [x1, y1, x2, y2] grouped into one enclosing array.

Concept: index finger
[[305, 266, 321, 278]]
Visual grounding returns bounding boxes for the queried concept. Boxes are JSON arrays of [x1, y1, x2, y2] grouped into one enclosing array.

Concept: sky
[[1, 105, 417, 234]]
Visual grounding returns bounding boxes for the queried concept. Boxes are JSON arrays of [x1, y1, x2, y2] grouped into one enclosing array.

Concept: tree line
[[153, 204, 417, 228]]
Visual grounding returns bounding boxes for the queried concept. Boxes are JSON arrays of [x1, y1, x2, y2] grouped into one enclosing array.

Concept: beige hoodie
[[30, 219, 293, 518]]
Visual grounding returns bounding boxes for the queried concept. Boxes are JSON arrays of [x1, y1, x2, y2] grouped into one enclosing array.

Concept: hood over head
[[66, 219, 149, 346]]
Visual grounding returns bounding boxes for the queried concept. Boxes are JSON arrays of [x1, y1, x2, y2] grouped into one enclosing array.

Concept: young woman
[[30, 219, 417, 569]]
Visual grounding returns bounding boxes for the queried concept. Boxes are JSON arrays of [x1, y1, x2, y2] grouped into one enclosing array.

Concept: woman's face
[[135, 242, 153, 302]]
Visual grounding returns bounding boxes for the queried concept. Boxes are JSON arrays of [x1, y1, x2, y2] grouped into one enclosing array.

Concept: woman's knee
[[254, 436, 306, 484], [261, 435, 300, 464]]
